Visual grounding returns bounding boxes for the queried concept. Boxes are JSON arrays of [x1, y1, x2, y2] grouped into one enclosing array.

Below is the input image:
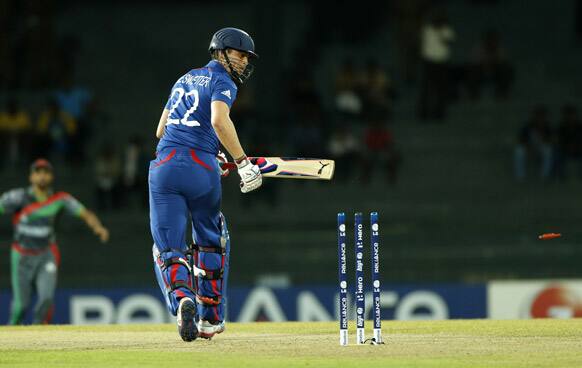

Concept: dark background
[[1, 0, 581, 289]]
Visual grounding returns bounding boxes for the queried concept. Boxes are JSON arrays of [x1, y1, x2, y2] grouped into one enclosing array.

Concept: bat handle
[[221, 163, 237, 171]]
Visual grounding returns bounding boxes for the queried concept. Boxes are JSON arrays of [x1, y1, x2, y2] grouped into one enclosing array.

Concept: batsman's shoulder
[[212, 75, 238, 103]]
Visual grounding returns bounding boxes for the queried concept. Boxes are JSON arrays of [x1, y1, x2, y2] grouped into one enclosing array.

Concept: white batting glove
[[237, 158, 262, 193]]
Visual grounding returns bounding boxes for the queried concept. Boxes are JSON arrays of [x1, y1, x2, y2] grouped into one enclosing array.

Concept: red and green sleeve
[[12, 192, 85, 224]]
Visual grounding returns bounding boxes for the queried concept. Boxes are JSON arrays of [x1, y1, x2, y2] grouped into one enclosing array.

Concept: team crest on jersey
[[221, 90, 231, 99]]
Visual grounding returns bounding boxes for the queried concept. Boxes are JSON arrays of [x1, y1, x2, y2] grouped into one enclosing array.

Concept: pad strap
[[196, 295, 222, 306], [189, 243, 226, 255], [189, 243, 225, 280], [170, 281, 196, 295], [155, 251, 195, 295], [161, 256, 191, 272], [198, 268, 223, 280]]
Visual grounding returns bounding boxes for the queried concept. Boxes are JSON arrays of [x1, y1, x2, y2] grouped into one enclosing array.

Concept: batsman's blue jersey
[[150, 59, 237, 322], [157, 60, 238, 155]]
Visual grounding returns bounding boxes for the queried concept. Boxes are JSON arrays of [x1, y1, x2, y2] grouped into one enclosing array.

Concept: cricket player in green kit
[[0, 159, 109, 324]]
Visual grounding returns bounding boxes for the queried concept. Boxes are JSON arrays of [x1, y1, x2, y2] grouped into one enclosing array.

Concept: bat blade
[[221, 157, 335, 180], [259, 157, 335, 180]]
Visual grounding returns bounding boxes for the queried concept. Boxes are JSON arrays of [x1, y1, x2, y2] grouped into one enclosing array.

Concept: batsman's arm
[[211, 101, 262, 193], [79, 208, 110, 243], [210, 101, 246, 161], [155, 109, 170, 139]]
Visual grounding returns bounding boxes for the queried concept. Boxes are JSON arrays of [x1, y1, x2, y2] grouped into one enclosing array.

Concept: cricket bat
[[222, 157, 335, 180]]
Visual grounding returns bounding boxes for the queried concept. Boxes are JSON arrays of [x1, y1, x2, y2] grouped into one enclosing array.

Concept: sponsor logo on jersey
[[221, 90, 231, 99], [17, 224, 52, 237]]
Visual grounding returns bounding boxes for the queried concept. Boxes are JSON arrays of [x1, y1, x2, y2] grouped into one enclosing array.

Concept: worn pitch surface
[[1, 320, 582, 367]]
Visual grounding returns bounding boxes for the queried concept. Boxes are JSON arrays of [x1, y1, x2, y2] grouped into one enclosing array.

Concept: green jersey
[[0, 187, 85, 249]]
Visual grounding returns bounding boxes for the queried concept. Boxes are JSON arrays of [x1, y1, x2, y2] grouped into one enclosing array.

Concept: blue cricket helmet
[[208, 27, 259, 59]]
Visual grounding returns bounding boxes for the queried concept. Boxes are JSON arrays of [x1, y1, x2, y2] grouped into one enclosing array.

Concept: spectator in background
[[361, 60, 397, 122], [327, 126, 361, 182], [36, 99, 77, 163], [514, 105, 553, 181], [122, 136, 149, 209], [95, 144, 122, 211], [0, 99, 32, 168], [418, 10, 455, 121], [53, 73, 95, 163], [467, 30, 515, 100], [554, 105, 582, 179], [361, 119, 402, 184], [334, 60, 365, 123], [389, 0, 428, 84]]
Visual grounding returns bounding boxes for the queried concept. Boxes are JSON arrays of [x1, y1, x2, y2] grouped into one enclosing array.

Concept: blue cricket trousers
[[149, 147, 230, 322]]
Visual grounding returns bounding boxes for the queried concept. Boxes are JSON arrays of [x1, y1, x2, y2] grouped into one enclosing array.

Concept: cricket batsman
[[0, 158, 109, 324], [150, 27, 262, 341]]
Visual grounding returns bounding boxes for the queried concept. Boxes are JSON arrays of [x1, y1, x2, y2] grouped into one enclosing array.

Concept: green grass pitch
[[1, 320, 582, 367]]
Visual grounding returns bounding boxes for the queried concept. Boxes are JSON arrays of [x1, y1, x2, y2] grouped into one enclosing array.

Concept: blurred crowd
[[0, 0, 81, 91], [0, 0, 96, 169], [0, 0, 149, 211], [0, 76, 94, 168], [514, 104, 582, 182], [0, 91, 148, 211], [416, 9, 515, 121], [328, 60, 401, 184], [1, 0, 581, 213]]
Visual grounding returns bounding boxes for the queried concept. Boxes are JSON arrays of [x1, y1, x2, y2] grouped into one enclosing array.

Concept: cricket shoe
[[197, 319, 225, 340], [177, 297, 198, 342]]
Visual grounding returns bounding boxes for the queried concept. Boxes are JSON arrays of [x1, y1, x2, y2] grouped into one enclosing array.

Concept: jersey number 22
[[166, 87, 200, 127]]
